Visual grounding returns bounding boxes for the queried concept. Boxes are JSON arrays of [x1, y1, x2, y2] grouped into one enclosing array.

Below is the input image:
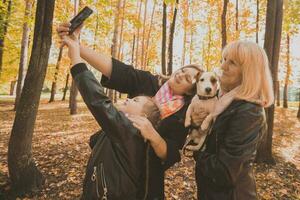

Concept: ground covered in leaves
[[0, 98, 299, 200]]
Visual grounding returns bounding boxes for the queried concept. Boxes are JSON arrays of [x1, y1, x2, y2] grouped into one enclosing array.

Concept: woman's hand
[[128, 115, 158, 141], [61, 35, 82, 66]]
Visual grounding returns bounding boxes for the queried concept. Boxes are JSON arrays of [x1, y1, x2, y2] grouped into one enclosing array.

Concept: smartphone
[[69, 6, 93, 34]]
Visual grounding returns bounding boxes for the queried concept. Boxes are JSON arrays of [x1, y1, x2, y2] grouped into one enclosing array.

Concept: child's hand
[[61, 35, 81, 66], [128, 115, 158, 142], [56, 22, 83, 42]]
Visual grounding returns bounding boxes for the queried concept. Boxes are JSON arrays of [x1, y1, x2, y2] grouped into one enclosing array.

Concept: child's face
[[116, 96, 150, 116]]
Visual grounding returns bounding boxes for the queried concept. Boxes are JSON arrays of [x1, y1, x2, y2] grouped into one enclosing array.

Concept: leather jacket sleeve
[[196, 103, 265, 188], [100, 58, 159, 98], [70, 63, 140, 144]]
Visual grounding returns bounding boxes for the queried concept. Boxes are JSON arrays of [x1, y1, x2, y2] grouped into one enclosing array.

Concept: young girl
[[63, 35, 162, 199]]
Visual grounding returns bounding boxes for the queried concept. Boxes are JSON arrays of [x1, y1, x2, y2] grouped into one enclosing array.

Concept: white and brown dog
[[183, 71, 219, 151]]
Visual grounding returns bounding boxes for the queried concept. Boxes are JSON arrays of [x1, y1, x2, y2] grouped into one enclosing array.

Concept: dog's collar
[[197, 94, 217, 100]]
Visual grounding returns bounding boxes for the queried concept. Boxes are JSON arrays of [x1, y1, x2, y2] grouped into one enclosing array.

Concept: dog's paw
[[201, 123, 209, 131]]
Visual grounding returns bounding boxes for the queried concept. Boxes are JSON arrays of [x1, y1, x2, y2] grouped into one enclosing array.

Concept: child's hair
[[142, 96, 161, 129]]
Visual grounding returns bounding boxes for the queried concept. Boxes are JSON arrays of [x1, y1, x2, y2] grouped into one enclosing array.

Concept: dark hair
[[180, 64, 204, 96], [141, 96, 161, 129]]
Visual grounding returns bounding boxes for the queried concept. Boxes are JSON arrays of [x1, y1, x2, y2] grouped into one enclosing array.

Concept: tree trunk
[[221, 0, 229, 49], [49, 47, 63, 103], [62, 73, 69, 101], [144, 0, 156, 69], [69, 0, 80, 115], [161, 2, 167, 75], [182, 0, 189, 66], [131, 34, 135, 64], [255, 0, 283, 165], [235, 0, 239, 32], [117, 0, 126, 60], [140, 0, 148, 69], [7, 0, 55, 194], [10, 80, 16, 95], [93, 9, 99, 50], [167, 0, 179, 76], [109, 0, 122, 100], [190, 10, 194, 64], [0, 0, 12, 74], [297, 89, 300, 118], [283, 33, 290, 108], [256, 0, 259, 43], [276, 81, 280, 106], [111, 0, 121, 58], [135, 0, 142, 67], [14, 0, 32, 111], [69, 79, 78, 114]]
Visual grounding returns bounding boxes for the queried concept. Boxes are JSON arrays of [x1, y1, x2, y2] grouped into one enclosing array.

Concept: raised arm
[[70, 63, 140, 144], [57, 22, 112, 78]]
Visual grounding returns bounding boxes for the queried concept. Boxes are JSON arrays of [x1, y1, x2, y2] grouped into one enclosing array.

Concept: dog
[[183, 71, 219, 152]]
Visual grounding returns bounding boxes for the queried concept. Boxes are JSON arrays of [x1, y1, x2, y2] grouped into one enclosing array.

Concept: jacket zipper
[[91, 164, 108, 200], [143, 143, 150, 200]]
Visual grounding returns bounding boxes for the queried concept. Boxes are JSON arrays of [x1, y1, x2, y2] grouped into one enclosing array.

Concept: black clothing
[[195, 100, 266, 200], [100, 58, 191, 199], [71, 63, 147, 199]]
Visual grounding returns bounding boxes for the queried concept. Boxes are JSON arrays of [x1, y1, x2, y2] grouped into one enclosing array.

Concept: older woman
[[195, 41, 274, 200], [57, 22, 204, 199]]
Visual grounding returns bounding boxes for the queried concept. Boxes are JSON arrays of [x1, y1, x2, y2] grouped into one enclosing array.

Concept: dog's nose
[[205, 87, 212, 93]]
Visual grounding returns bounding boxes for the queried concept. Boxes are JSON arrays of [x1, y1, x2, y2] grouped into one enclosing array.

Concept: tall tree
[[281, 0, 300, 108], [144, 0, 156, 69], [221, 0, 229, 48], [167, 0, 179, 75], [7, 0, 55, 194], [297, 89, 300, 118], [140, 0, 148, 69], [255, 0, 283, 164], [49, 47, 63, 102], [0, 0, 12, 74], [117, 0, 126, 60], [69, 0, 80, 115], [235, 0, 238, 32], [109, 0, 122, 100], [62, 73, 69, 101], [276, 81, 280, 106], [256, 0, 259, 43], [181, 0, 189, 66], [14, 0, 32, 111], [134, 0, 142, 67], [161, 1, 167, 75], [283, 33, 290, 108]]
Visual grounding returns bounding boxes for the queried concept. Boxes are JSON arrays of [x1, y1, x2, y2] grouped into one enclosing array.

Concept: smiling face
[[196, 72, 219, 97], [168, 65, 202, 95], [220, 55, 242, 92]]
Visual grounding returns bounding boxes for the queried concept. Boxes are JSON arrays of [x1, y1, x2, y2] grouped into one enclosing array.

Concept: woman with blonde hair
[[194, 40, 274, 200]]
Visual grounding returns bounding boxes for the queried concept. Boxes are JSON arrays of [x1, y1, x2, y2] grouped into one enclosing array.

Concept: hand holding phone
[[69, 6, 93, 35]]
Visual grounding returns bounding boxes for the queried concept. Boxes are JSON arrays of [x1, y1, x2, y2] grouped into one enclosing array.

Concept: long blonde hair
[[222, 41, 274, 107]]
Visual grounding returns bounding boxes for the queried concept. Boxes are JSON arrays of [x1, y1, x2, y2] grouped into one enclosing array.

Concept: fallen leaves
[[0, 99, 299, 199]]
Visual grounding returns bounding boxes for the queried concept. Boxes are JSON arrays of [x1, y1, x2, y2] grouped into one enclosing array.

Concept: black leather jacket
[[71, 63, 147, 199], [195, 100, 266, 200]]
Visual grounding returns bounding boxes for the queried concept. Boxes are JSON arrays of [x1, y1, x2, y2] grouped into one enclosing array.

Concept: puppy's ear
[[195, 71, 201, 82]]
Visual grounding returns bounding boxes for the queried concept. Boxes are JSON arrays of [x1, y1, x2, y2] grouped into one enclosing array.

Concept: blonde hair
[[222, 41, 274, 107]]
